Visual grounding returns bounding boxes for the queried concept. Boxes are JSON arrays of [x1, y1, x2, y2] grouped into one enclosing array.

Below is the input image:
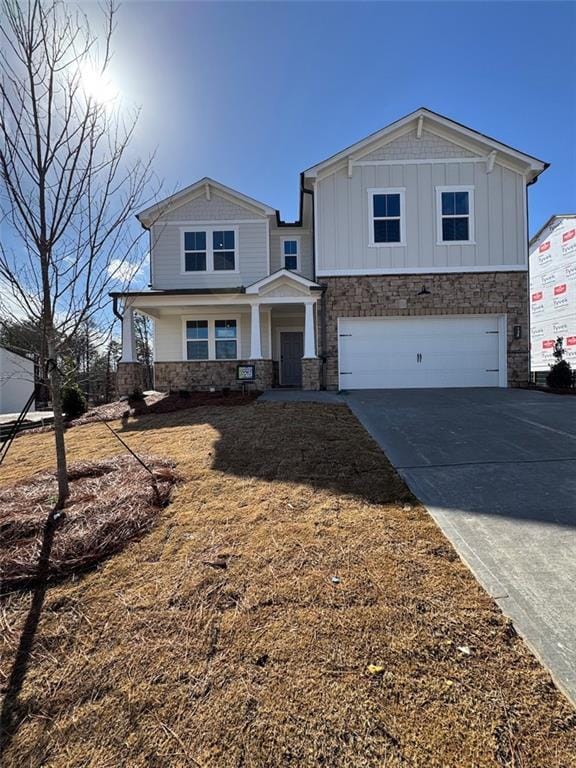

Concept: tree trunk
[[47, 334, 69, 508]]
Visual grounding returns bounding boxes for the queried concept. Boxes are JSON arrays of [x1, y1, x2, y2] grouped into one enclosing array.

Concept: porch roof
[[110, 270, 323, 302]]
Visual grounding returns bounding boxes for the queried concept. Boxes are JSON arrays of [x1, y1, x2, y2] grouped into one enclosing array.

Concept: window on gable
[[215, 319, 237, 359], [186, 320, 209, 360], [438, 188, 474, 243], [213, 230, 236, 270], [283, 239, 299, 271], [183, 231, 207, 271], [370, 190, 404, 245]]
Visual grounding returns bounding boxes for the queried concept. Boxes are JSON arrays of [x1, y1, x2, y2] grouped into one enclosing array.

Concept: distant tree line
[[0, 314, 153, 406]]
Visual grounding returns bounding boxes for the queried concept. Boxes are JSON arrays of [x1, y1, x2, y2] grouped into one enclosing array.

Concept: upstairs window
[[215, 319, 237, 359], [436, 186, 475, 244], [186, 320, 209, 359], [369, 188, 405, 246], [183, 231, 206, 271], [282, 238, 300, 271], [182, 227, 238, 272], [213, 230, 236, 270]]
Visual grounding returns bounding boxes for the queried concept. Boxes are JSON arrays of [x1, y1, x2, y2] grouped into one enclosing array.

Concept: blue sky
[[111, 0, 576, 232]]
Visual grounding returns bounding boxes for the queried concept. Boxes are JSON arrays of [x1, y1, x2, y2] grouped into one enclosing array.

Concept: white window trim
[[435, 186, 475, 245], [281, 236, 301, 272], [181, 315, 242, 361], [367, 187, 406, 247], [180, 225, 240, 274]]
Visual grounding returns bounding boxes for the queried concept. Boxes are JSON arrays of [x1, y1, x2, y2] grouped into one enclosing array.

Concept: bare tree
[[0, 0, 158, 506], [134, 312, 153, 390]]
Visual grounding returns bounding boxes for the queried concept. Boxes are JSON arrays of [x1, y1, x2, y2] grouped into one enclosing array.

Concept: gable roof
[[245, 269, 321, 294], [529, 213, 576, 246], [303, 107, 548, 183], [137, 177, 277, 227]]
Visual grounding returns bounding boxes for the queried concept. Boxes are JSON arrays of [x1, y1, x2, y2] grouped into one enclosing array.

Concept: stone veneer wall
[[302, 358, 322, 391], [154, 359, 274, 392], [116, 362, 143, 397], [320, 272, 529, 390]]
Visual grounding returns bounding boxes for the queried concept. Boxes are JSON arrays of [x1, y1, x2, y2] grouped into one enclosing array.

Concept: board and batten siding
[[315, 161, 526, 274], [269, 228, 314, 279], [150, 191, 270, 289]]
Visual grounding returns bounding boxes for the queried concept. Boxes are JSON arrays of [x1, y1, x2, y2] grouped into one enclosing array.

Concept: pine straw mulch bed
[[73, 389, 261, 426], [0, 455, 178, 588], [0, 402, 575, 767], [19, 390, 259, 438]]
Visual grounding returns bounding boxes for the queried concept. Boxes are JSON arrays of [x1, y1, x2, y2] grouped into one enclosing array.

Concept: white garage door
[[338, 315, 505, 389]]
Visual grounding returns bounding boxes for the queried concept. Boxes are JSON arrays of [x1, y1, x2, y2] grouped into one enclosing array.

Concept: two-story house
[[112, 108, 547, 394]]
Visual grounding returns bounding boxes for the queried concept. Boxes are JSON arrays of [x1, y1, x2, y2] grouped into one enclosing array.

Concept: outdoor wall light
[[514, 325, 522, 340], [417, 285, 431, 296]]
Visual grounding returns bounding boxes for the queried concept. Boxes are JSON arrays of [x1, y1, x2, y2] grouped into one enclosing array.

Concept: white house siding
[[315, 161, 526, 274], [150, 191, 270, 290], [0, 348, 35, 414], [269, 227, 314, 280], [153, 307, 270, 362]]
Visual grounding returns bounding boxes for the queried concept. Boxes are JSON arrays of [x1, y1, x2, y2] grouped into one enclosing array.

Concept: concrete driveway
[[344, 388, 576, 704]]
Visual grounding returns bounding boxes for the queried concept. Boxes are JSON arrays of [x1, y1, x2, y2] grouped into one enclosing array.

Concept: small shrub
[[547, 360, 573, 389], [128, 386, 145, 402], [177, 389, 191, 399], [546, 337, 573, 389], [62, 383, 87, 418]]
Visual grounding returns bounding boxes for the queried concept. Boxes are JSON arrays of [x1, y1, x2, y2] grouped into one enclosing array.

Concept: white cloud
[[106, 253, 150, 284], [0, 276, 40, 321], [106, 258, 145, 284]]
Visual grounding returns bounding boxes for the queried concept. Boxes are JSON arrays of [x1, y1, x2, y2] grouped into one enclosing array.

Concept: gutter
[[112, 295, 123, 322], [109, 287, 245, 298]]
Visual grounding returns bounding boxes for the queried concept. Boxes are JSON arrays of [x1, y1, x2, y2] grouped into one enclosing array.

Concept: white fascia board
[[303, 108, 547, 180], [138, 177, 277, 226], [123, 293, 245, 309], [303, 110, 425, 177], [245, 269, 320, 294]]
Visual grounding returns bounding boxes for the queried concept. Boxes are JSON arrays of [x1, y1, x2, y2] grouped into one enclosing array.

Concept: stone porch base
[[154, 360, 274, 392], [302, 358, 322, 391], [117, 362, 143, 397]]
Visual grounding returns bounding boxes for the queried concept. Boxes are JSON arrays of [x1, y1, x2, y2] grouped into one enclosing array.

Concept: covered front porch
[[114, 270, 323, 395]]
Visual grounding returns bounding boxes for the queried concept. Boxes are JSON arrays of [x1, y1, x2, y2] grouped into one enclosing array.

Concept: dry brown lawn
[[0, 402, 575, 767]]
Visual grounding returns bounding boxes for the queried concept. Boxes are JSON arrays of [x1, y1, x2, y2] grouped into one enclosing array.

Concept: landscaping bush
[[128, 386, 145, 402], [62, 383, 87, 418], [546, 337, 574, 389], [547, 360, 573, 388]]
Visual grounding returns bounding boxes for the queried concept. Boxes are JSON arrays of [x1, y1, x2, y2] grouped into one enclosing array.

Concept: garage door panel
[[339, 315, 504, 389]]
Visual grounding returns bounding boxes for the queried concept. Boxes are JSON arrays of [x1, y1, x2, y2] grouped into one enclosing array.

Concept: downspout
[[301, 172, 316, 282], [112, 295, 123, 322], [301, 174, 328, 389]]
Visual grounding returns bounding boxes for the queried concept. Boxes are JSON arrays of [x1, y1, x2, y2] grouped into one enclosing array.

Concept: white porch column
[[303, 301, 317, 358], [250, 302, 262, 359], [120, 305, 137, 363]]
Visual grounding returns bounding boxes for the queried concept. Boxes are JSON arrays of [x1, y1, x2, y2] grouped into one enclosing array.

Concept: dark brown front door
[[280, 332, 303, 386]]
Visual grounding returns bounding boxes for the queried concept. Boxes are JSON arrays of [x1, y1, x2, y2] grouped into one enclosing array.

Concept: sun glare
[[80, 65, 119, 106]]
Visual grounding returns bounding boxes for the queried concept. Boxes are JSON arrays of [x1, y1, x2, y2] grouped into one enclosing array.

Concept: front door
[[280, 332, 303, 386]]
